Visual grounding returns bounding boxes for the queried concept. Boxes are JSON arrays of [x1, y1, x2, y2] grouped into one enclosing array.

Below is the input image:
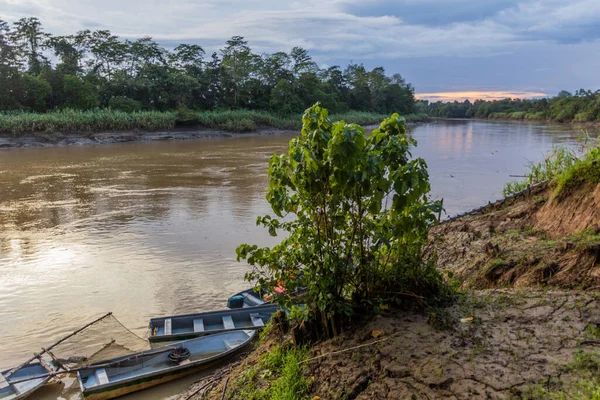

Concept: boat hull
[[82, 358, 221, 400], [79, 330, 256, 400], [148, 304, 279, 343], [1, 363, 54, 400]]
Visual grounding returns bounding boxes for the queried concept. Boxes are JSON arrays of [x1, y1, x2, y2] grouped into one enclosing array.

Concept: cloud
[[341, 0, 521, 26], [0, 0, 599, 94], [416, 91, 549, 102]]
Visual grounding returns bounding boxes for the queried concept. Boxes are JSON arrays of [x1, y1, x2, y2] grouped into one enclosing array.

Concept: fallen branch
[[299, 332, 401, 364]]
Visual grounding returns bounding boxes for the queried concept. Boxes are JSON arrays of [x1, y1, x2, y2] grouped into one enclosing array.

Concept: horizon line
[[416, 91, 549, 103]]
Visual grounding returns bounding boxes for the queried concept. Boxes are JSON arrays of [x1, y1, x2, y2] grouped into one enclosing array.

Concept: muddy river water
[[0, 119, 595, 399]]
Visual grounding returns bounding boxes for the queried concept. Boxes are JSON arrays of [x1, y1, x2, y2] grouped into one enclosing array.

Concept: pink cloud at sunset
[[415, 91, 549, 103]]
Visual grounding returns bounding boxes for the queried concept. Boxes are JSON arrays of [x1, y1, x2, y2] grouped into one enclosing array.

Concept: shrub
[[109, 96, 142, 113], [237, 104, 449, 337]]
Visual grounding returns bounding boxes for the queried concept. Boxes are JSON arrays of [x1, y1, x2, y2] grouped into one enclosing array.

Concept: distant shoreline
[[0, 117, 429, 149], [432, 116, 600, 128], [0, 127, 296, 149]]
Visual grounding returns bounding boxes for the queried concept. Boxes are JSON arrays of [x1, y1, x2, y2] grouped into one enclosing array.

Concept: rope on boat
[[168, 347, 191, 363]]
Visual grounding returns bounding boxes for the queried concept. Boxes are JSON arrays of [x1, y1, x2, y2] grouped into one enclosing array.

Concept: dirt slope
[[427, 183, 600, 289], [183, 290, 600, 400]]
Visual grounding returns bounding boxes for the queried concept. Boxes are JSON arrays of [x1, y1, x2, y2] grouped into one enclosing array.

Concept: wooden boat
[[0, 362, 56, 400], [227, 288, 266, 308], [77, 330, 256, 399], [148, 304, 279, 343]]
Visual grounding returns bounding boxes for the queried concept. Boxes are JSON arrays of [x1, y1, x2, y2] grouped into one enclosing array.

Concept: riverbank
[[433, 116, 600, 129], [0, 109, 430, 148], [0, 127, 287, 148], [179, 174, 600, 399], [180, 289, 600, 400]]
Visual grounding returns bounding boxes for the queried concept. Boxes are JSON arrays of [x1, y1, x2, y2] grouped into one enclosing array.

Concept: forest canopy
[[0, 17, 416, 116], [417, 89, 600, 123]]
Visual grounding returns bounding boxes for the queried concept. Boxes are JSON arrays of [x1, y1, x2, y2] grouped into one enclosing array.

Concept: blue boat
[[78, 330, 256, 399], [0, 361, 56, 400], [148, 304, 279, 343]]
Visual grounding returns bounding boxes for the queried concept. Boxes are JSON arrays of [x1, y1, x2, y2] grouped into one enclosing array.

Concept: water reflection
[[0, 121, 596, 399]]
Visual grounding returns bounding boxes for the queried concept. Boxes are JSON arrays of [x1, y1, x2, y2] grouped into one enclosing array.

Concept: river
[[0, 119, 596, 399]]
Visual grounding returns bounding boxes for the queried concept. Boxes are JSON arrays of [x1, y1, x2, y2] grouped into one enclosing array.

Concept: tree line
[[0, 17, 416, 116], [417, 89, 600, 123]]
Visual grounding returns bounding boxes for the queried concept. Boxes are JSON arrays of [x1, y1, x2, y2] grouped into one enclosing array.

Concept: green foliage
[[554, 145, 600, 196], [108, 96, 141, 112], [503, 133, 599, 198], [0, 107, 416, 135], [522, 351, 600, 400], [19, 74, 51, 112], [0, 109, 176, 135], [237, 104, 448, 332], [62, 75, 99, 110], [503, 146, 579, 196], [422, 89, 600, 123], [0, 18, 418, 120], [502, 181, 528, 197], [230, 345, 310, 400]]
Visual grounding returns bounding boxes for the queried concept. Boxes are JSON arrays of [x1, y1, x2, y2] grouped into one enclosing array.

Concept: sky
[[1, 0, 599, 102]]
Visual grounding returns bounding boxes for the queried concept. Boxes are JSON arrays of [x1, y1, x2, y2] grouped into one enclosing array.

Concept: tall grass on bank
[[0, 108, 430, 136], [0, 109, 177, 135], [502, 134, 599, 197], [229, 344, 310, 400]]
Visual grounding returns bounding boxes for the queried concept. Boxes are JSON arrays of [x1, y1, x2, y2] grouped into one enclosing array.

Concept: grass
[[0, 109, 177, 135], [503, 136, 599, 197], [228, 344, 310, 400], [564, 229, 600, 251], [502, 146, 579, 197], [0, 108, 430, 136], [521, 350, 600, 400], [553, 146, 600, 197]]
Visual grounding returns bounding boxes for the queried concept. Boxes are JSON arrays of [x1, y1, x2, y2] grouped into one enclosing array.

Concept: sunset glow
[[416, 91, 549, 103]]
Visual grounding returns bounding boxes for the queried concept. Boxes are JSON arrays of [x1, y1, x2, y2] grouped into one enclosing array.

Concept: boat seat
[[0, 372, 9, 390], [223, 340, 235, 350], [95, 369, 109, 386], [193, 318, 205, 333], [164, 319, 172, 336], [243, 294, 263, 307], [222, 316, 235, 330], [250, 314, 265, 328]]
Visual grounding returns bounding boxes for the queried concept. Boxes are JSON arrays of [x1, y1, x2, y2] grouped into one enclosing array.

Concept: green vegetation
[[0, 108, 428, 135], [554, 145, 600, 196], [237, 104, 451, 338], [522, 350, 600, 399], [0, 109, 176, 134], [228, 344, 310, 400], [417, 89, 600, 123], [502, 136, 599, 197], [502, 146, 579, 196], [0, 17, 418, 135]]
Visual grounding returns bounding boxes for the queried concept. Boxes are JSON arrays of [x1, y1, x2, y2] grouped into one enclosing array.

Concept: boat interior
[[80, 331, 252, 390]]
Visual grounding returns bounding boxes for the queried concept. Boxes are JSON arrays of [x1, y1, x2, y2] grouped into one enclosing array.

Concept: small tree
[[237, 104, 446, 336]]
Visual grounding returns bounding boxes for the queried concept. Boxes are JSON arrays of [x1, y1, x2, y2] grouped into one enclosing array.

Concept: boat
[[77, 330, 256, 399], [227, 288, 266, 308], [0, 361, 56, 400], [148, 304, 279, 343]]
